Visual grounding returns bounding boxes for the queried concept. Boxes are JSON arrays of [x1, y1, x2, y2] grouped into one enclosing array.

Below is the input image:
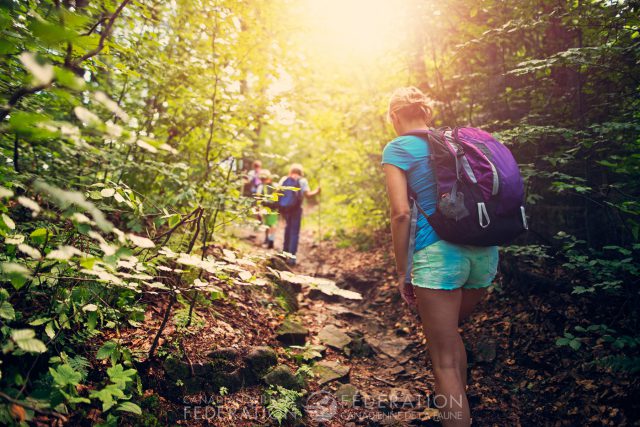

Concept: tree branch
[[0, 0, 131, 123], [148, 292, 177, 360], [13, 135, 20, 172], [0, 84, 49, 122], [73, 0, 131, 65], [0, 392, 66, 420], [154, 206, 202, 245]]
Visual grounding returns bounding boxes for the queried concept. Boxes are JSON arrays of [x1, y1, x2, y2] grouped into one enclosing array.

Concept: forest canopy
[[0, 0, 638, 425]]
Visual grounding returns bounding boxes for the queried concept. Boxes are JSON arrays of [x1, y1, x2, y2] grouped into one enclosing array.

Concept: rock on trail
[[318, 324, 352, 351]]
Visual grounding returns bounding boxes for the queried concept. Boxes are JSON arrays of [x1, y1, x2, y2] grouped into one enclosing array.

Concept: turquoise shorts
[[412, 240, 499, 290]]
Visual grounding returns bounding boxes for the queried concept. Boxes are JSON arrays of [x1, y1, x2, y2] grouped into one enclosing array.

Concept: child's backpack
[[248, 171, 262, 195], [278, 176, 303, 212], [405, 127, 528, 246]]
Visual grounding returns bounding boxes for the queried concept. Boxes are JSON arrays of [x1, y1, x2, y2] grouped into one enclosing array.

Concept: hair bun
[[388, 86, 433, 123]]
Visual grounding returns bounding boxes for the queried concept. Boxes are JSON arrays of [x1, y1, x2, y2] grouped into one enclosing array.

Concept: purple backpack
[[406, 127, 528, 246]]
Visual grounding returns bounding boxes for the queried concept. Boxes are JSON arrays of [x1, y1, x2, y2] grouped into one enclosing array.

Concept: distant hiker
[[278, 163, 320, 266], [256, 170, 278, 249], [246, 160, 263, 195], [382, 86, 506, 427]]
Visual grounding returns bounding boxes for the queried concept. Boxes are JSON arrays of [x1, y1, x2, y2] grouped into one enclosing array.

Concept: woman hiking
[[382, 86, 499, 426]]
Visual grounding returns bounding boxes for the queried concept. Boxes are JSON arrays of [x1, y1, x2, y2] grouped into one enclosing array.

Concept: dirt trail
[[265, 228, 515, 426], [142, 222, 633, 426], [288, 230, 637, 427], [291, 231, 439, 426]]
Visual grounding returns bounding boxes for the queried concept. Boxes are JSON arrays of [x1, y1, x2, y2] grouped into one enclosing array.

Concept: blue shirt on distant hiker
[[278, 163, 320, 266]]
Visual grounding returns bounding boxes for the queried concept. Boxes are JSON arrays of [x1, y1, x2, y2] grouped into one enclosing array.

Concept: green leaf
[[30, 228, 49, 244], [0, 9, 11, 31], [12, 328, 36, 341], [1, 262, 32, 290], [60, 9, 92, 31], [0, 38, 15, 54], [12, 329, 47, 353], [128, 234, 155, 248], [8, 111, 56, 139], [82, 303, 98, 312], [54, 67, 85, 90], [20, 340, 45, 353], [569, 339, 582, 351], [90, 384, 125, 412], [0, 186, 14, 198], [87, 312, 97, 330], [97, 341, 118, 360], [45, 321, 55, 340], [116, 401, 142, 415], [49, 364, 82, 387], [100, 188, 116, 198], [107, 364, 137, 388], [1, 213, 15, 230], [80, 257, 98, 270], [167, 214, 181, 228], [68, 396, 91, 404], [0, 301, 15, 320], [30, 19, 79, 46]]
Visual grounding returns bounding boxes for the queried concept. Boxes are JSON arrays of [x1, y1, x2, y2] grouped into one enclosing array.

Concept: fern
[[68, 355, 91, 380], [265, 386, 303, 425]]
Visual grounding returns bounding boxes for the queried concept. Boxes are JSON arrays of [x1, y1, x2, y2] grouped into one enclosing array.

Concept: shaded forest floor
[[114, 223, 638, 427]]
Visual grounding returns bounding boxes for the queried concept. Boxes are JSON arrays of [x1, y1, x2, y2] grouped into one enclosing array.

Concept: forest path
[[282, 227, 634, 427], [245, 225, 518, 426], [146, 220, 624, 427], [290, 229, 441, 426]]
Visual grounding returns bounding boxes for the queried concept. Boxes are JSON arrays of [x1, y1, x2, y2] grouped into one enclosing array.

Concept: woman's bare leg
[[458, 288, 488, 387], [459, 288, 487, 324], [414, 287, 470, 427]]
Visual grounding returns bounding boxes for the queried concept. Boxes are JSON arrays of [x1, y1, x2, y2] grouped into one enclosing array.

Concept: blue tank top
[[382, 135, 440, 251]]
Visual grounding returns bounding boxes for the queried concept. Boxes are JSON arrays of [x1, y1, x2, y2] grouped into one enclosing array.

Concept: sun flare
[[298, 0, 405, 61]]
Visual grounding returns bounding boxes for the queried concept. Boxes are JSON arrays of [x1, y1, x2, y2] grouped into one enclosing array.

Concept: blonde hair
[[259, 169, 272, 180], [289, 163, 304, 176], [387, 86, 433, 124]]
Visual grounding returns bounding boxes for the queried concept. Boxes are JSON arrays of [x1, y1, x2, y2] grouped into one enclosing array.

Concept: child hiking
[[278, 163, 320, 266], [245, 159, 263, 196], [256, 170, 278, 249]]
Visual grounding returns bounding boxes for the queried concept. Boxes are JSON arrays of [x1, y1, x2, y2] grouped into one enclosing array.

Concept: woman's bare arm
[[383, 164, 411, 280]]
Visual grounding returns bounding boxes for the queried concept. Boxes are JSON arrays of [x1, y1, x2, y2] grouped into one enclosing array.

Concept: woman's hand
[[397, 275, 416, 307]]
